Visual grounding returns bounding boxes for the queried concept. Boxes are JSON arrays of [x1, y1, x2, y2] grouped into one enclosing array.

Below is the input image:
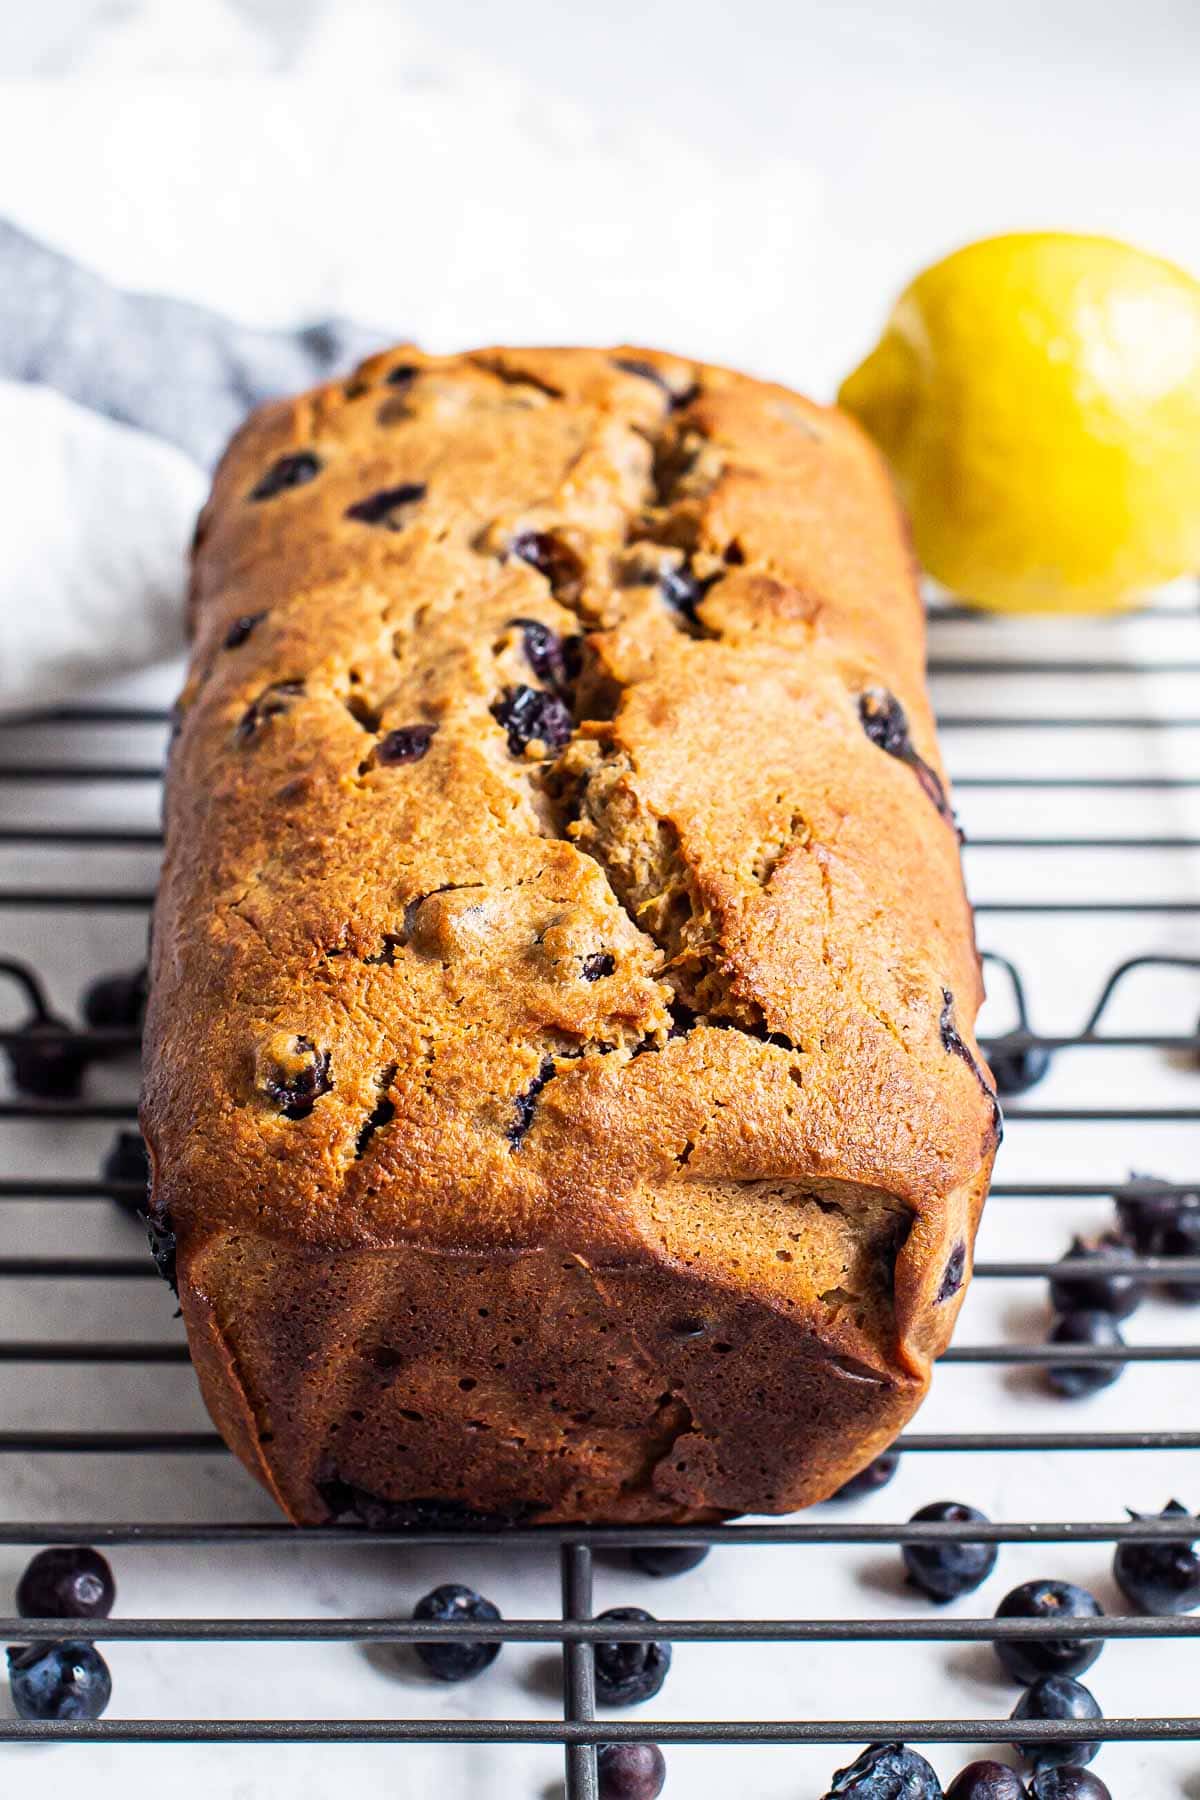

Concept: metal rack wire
[[0, 602, 1198, 1797]]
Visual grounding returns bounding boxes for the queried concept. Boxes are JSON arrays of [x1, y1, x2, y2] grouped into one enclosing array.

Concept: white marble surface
[[0, 3, 1199, 1795]]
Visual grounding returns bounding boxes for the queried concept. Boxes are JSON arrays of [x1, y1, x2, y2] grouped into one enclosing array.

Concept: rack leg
[[561, 1541, 598, 1800]]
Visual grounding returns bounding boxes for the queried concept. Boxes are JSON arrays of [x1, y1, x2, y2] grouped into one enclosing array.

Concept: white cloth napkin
[[0, 381, 203, 712]]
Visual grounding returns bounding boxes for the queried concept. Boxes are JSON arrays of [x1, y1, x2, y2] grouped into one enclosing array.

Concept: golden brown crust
[[142, 344, 996, 1525]]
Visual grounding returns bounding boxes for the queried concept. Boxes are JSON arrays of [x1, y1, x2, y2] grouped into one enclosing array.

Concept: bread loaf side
[[142, 345, 997, 1526]]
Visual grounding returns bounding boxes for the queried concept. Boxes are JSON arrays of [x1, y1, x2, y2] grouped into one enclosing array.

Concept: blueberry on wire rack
[[830, 1449, 902, 1501], [821, 1741, 943, 1796], [6, 1641, 112, 1721], [980, 952, 1051, 1096], [1048, 1235, 1141, 1321], [630, 1543, 710, 1578], [592, 1607, 672, 1705], [81, 964, 147, 1043], [945, 1764, 1028, 1798], [1114, 1171, 1196, 1255], [1011, 1674, 1102, 1771], [0, 958, 91, 1100], [101, 1129, 151, 1214], [597, 1742, 668, 1799], [1041, 1312, 1125, 1398], [1112, 1500, 1200, 1614], [409, 1582, 502, 1682], [17, 1546, 116, 1619], [1028, 1768, 1113, 1797], [1161, 1208, 1200, 1303], [992, 1580, 1104, 1684], [902, 1501, 998, 1602], [985, 1033, 1051, 1097]]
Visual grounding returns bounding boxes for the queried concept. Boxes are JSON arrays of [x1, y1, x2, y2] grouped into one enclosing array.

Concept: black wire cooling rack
[[0, 599, 1198, 1796]]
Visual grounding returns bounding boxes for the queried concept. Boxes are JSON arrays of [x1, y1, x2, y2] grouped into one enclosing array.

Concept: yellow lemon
[[838, 233, 1200, 612]]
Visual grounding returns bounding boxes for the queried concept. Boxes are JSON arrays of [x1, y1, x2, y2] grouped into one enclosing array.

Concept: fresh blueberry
[[7, 1015, 90, 1100], [597, 1741, 667, 1799], [1049, 1236, 1141, 1321], [832, 1451, 902, 1501], [82, 966, 147, 1039], [410, 1582, 501, 1681], [630, 1544, 710, 1578], [490, 684, 573, 756], [1028, 1770, 1111, 1798], [16, 1540, 116, 1627], [902, 1502, 998, 1603], [7, 1640, 112, 1720], [1011, 1675, 1101, 1770], [1112, 1499, 1200, 1614], [822, 1741, 944, 1796], [987, 1034, 1052, 1096], [945, 1764, 1028, 1799], [248, 451, 320, 501], [17, 1547, 115, 1619], [993, 1581, 1104, 1684], [101, 1130, 151, 1213], [1115, 1173, 1196, 1255], [1161, 1209, 1200, 1303], [1042, 1312, 1124, 1398], [593, 1607, 672, 1706], [344, 481, 427, 527]]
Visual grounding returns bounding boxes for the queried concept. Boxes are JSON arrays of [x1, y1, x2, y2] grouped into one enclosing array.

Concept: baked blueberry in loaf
[[141, 345, 997, 1526]]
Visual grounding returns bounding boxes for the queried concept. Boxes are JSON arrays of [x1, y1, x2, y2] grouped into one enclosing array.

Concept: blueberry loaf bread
[[141, 345, 997, 1527]]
